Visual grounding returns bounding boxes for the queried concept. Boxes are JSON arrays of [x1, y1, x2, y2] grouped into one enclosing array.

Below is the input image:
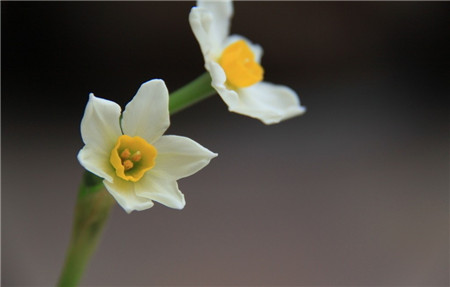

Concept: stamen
[[123, 160, 134, 171], [120, 148, 131, 160], [131, 151, 142, 162]]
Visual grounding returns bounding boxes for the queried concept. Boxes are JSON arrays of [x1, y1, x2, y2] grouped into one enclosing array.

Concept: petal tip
[[139, 79, 168, 96], [142, 78, 165, 86], [175, 196, 186, 210]]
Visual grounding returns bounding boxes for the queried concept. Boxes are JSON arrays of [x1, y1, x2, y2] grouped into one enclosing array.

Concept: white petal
[[103, 178, 154, 213], [77, 145, 115, 183], [80, 94, 122, 152], [152, 135, 218, 180], [189, 7, 217, 58], [189, 4, 232, 60], [232, 82, 306, 125], [135, 173, 185, 210], [121, 79, 170, 144], [205, 60, 240, 108], [197, 0, 233, 46]]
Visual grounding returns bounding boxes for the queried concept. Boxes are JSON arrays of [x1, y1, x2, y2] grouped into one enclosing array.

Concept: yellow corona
[[219, 40, 264, 88], [110, 135, 157, 182]]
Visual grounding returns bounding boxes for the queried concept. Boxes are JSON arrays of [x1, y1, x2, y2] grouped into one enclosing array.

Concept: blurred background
[[2, 1, 449, 286]]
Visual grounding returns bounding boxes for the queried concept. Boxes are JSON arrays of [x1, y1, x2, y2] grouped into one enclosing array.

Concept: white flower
[[189, 0, 306, 125], [77, 79, 217, 213]]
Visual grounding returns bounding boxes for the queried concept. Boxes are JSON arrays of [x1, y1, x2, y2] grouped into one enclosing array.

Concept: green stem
[[57, 172, 114, 287], [58, 72, 216, 286], [169, 72, 216, 115]]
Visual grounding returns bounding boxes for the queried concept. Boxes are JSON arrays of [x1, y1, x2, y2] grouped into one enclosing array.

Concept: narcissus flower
[[189, 0, 306, 124], [77, 79, 217, 213]]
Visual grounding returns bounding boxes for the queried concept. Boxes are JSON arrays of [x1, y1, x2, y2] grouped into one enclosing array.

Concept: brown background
[[2, 1, 449, 286]]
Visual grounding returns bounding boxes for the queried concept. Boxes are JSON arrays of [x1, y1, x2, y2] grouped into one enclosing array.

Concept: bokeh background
[[2, 1, 449, 286]]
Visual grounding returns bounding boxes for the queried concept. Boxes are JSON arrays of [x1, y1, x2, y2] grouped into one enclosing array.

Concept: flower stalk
[[57, 172, 114, 287], [169, 72, 216, 114], [58, 74, 216, 286]]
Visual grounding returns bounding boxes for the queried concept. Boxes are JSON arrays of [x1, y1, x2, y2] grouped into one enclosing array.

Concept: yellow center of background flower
[[219, 40, 264, 88], [110, 135, 157, 182]]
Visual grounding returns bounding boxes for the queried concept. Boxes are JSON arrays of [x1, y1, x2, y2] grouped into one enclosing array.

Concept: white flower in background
[[189, 0, 306, 125], [77, 79, 217, 213]]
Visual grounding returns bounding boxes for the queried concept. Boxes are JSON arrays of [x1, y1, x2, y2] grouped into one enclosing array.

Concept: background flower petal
[[205, 60, 241, 108], [197, 0, 233, 49], [103, 178, 154, 213], [232, 82, 306, 124], [152, 135, 218, 180], [121, 79, 170, 144], [135, 173, 186, 210], [189, 7, 215, 58], [80, 94, 122, 152]]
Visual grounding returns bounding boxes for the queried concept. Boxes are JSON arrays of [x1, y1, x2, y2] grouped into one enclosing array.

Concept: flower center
[[219, 40, 264, 88], [110, 135, 157, 182]]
